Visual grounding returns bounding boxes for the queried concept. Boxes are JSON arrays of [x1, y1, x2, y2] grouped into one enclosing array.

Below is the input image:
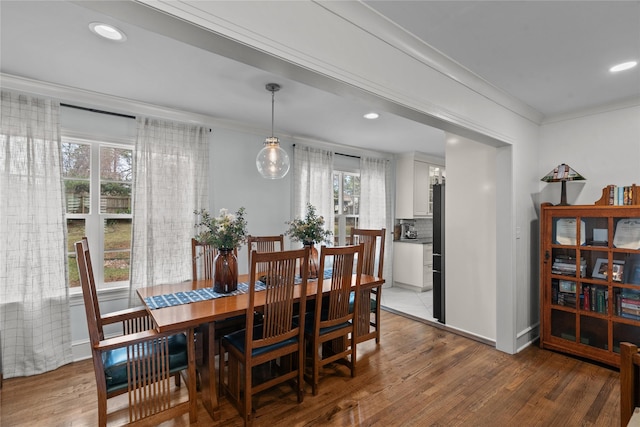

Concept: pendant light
[[256, 83, 290, 179]]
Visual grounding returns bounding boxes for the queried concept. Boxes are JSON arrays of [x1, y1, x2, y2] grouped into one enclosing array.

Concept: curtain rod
[[61, 103, 136, 120], [60, 103, 212, 132], [292, 143, 360, 159]]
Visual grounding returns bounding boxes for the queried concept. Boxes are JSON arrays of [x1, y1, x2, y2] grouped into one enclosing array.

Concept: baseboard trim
[[381, 306, 495, 348]]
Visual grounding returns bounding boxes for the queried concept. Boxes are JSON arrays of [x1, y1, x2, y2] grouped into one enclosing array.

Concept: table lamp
[[541, 163, 585, 206]]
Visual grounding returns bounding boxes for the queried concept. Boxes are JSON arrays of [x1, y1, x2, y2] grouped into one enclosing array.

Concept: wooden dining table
[[137, 273, 384, 421]]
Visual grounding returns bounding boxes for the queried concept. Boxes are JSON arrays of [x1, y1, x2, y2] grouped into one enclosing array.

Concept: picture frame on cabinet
[[592, 258, 624, 280], [612, 262, 625, 282]]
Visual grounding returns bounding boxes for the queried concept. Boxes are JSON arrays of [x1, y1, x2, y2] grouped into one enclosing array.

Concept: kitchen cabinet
[[395, 153, 444, 218], [393, 241, 433, 292]]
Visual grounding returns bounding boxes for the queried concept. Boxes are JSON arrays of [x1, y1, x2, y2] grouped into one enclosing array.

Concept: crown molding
[[541, 96, 640, 125], [315, 0, 544, 125]]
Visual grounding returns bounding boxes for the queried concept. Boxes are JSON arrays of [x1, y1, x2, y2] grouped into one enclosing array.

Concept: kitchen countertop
[[394, 238, 432, 244]]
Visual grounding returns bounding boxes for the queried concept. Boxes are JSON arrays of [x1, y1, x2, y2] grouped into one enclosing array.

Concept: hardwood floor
[[1, 311, 621, 426]]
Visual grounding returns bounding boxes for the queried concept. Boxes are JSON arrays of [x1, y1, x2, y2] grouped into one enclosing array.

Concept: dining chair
[[304, 243, 364, 395], [220, 247, 309, 426], [246, 234, 285, 273], [76, 237, 197, 426], [192, 238, 244, 384], [349, 228, 386, 344]]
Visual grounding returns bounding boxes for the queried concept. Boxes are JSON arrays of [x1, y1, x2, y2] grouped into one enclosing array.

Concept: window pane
[[62, 142, 90, 179], [62, 142, 91, 214], [346, 217, 359, 242], [100, 147, 132, 182], [343, 174, 360, 215], [67, 219, 85, 288], [104, 218, 131, 283], [100, 183, 132, 214], [100, 147, 132, 214]]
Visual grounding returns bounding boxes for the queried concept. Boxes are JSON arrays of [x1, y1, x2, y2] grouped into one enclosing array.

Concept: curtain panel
[[359, 156, 392, 281], [130, 118, 209, 301], [0, 91, 73, 378], [292, 145, 334, 244]]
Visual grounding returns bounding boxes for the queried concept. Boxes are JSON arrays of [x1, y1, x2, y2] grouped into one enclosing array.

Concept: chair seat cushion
[[103, 333, 188, 393], [223, 324, 298, 357], [348, 291, 377, 313], [304, 311, 351, 336]]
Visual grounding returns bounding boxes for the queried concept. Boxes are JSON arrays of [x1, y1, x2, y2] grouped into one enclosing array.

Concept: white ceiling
[[1, 1, 639, 158]]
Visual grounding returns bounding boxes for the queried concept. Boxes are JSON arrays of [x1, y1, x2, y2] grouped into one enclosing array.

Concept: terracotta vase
[[303, 242, 319, 279], [214, 248, 238, 293]]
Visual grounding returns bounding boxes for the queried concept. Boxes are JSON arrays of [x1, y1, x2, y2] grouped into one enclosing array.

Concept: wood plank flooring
[[0, 310, 621, 426]]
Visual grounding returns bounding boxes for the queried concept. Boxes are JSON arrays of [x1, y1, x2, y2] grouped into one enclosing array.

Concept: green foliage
[[285, 203, 332, 244], [194, 207, 248, 250]]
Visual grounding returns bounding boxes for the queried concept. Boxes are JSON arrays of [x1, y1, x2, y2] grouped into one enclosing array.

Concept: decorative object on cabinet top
[[540, 163, 585, 206], [595, 184, 639, 206]]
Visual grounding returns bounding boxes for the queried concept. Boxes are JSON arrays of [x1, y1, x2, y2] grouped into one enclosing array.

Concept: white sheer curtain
[[130, 118, 209, 301], [292, 145, 334, 244], [359, 156, 392, 280], [0, 91, 73, 377]]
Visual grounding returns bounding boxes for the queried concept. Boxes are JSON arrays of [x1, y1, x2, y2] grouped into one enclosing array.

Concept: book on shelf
[[616, 291, 640, 318], [621, 289, 640, 300], [583, 285, 607, 314], [620, 312, 640, 321], [552, 256, 586, 276], [604, 184, 636, 205]]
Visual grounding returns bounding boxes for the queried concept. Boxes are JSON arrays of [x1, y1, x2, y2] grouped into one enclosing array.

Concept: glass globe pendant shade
[[256, 136, 290, 179]]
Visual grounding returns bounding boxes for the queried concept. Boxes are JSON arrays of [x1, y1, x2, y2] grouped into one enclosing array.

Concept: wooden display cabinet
[[540, 203, 640, 367]]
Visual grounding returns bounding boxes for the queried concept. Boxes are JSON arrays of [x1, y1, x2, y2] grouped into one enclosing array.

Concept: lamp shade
[[540, 163, 585, 183], [541, 163, 585, 205], [256, 136, 290, 179]]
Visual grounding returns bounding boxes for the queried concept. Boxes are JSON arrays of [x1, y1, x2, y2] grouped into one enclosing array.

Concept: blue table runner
[[144, 269, 332, 310]]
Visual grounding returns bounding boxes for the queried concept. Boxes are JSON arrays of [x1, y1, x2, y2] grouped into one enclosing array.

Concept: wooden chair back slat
[[247, 234, 284, 273], [348, 228, 386, 345], [349, 228, 385, 277], [76, 238, 104, 344], [249, 249, 306, 350]]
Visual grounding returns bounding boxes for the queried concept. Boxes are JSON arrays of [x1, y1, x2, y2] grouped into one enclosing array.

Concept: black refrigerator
[[432, 182, 445, 324]]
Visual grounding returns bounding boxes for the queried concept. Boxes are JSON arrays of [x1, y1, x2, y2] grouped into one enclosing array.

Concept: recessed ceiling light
[[89, 22, 126, 42], [609, 61, 637, 73], [363, 112, 379, 120]]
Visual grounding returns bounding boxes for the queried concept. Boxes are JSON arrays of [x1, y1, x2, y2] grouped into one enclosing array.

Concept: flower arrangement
[[285, 203, 332, 244], [194, 207, 248, 250]]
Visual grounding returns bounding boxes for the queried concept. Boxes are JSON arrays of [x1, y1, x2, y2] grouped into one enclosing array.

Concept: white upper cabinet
[[395, 153, 444, 218]]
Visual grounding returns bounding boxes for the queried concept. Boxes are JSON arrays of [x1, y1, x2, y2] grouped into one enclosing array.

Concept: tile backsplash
[[395, 218, 433, 240]]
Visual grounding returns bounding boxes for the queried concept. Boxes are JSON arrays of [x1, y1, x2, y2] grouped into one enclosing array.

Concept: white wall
[[209, 127, 294, 275], [539, 105, 640, 206], [445, 133, 497, 341]]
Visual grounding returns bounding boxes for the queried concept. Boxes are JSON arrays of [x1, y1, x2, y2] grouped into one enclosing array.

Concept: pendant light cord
[[271, 88, 275, 138]]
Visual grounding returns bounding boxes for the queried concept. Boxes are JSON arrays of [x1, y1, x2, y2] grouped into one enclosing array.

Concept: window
[[63, 137, 133, 288], [333, 171, 360, 245]]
